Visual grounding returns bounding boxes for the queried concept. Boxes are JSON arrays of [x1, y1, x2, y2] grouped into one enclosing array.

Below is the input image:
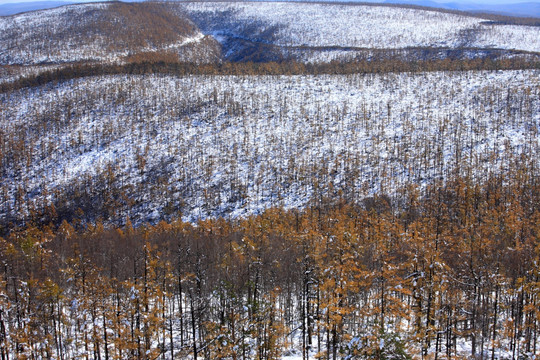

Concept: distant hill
[[0, 2, 220, 65], [2, 0, 539, 18], [383, 0, 540, 18], [467, 2, 540, 17], [0, 1, 76, 16]]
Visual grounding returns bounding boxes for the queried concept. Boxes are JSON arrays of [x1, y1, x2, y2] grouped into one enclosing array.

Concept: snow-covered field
[[1, 70, 538, 225]]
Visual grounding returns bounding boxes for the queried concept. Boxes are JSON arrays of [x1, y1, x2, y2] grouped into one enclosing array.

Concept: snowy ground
[[1, 70, 538, 225]]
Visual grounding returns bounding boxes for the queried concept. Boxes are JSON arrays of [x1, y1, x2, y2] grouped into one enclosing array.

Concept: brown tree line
[[0, 164, 538, 359], [1, 55, 539, 94]]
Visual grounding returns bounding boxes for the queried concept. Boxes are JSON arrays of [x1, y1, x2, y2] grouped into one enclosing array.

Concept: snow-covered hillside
[[1, 1, 539, 70], [0, 2, 219, 66], [1, 70, 538, 225], [180, 1, 540, 62], [184, 2, 480, 48]]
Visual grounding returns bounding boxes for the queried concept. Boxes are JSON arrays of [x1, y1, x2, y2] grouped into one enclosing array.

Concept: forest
[[0, 163, 539, 359]]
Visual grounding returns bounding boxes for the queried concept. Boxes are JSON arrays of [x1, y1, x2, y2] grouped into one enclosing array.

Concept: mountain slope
[[383, 0, 540, 18], [0, 1, 220, 66], [1, 70, 538, 226]]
